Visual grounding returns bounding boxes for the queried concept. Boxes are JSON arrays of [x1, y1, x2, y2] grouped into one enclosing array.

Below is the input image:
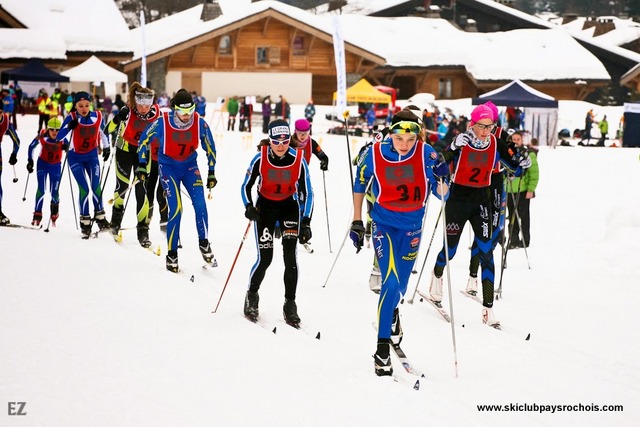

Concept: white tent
[[61, 55, 128, 97]]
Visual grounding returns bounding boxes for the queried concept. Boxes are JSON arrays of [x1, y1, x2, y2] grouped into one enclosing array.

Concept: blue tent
[[1, 59, 70, 85], [472, 80, 558, 108]]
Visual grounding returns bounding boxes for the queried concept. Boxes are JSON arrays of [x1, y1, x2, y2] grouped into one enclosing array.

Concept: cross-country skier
[[26, 118, 67, 226], [137, 88, 217, 272], [106, 82, 161, 247], [428, 104, 531, 328], [240, 119, 314, 327], [56, 91, 110, 237], [0, 102, 20, 225], [350, 110, 449, 376]]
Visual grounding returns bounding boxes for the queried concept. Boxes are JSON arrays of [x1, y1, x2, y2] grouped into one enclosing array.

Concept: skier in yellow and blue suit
[[137, 89, 217, 272], [350, 110, 450, 376]]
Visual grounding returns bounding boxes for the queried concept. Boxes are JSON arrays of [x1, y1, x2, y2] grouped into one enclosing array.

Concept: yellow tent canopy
[[333, 78, 391, 103]]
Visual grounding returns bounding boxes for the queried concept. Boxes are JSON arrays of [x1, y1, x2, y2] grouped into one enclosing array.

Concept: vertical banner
[[332, 16, 347, 117], [140, 10, 147, 87]]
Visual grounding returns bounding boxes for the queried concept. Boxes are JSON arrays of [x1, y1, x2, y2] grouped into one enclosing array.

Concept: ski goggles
[[174, 104, 195, 115], [269, 136, 291, 146], [389, 121, 421, 135]]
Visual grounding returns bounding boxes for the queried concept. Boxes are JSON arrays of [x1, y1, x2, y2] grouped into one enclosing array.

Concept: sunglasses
[[269, 137, 291, 146], [174, 104, 195, 115], [475, 123, 495, 131], [389, 121, 421, 135]]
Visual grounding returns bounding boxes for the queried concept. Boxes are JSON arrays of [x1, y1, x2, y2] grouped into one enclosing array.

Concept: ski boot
[[0, 210, 10, 225], [199, 239, 215, 265], [166, 250, 179, 273], [94, 209, 110, 231], [110, 206, 124, 234], [283, 299, 301, 327], [482, 306, 500, 329], [32, 211, 43, 226], [369, 265, 382, 294], [373, 339, 393, 376], [429, 272, 443, 304], [80, 215, 92, 238], [137, 223, 151, 248], [465, 276, 478, 296], [244, 291, 259, 321], [390, 308, 403, 346], [50, 202, 59, 225]]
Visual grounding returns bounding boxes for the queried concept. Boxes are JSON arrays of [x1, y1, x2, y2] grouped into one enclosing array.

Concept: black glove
[[244, 204, 259, 221], [135, 163, 148, 182], [26, 159, 34, 174], [350, 220, 366, 253], [68, 118, 78, 130], [113, 106, 130, 125], [207, 170, 217, 189], [432, 153, 449, 178], [102, 147, 111, 162], [61, 143, 69, 152], [299, 217, 312, 244], [9, 153, 17, 165], [318, 151, 329, 171]]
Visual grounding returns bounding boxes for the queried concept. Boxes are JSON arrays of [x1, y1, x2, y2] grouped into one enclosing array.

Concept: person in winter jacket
[[506, 133, 539, 249], [227, 96, 239, 131]]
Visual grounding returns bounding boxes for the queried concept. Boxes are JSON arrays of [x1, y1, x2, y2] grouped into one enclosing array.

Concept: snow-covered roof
[[130, 1, 609, 82], [312, 0, 409, 15], [0, 0, 132, 55], [0, 29, 67, 60]]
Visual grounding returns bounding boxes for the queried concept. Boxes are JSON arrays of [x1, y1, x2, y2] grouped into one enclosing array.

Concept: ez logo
[[8, 402, 27, 416]]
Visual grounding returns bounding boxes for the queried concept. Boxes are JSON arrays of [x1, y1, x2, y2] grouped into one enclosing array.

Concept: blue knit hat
[[74, 91, 92, 104]]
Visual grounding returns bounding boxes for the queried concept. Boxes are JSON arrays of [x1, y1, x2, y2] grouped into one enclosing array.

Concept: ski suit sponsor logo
[[402, 250, 418, 261], [410, 237, 420, 248], [446, 223, 461, 235]]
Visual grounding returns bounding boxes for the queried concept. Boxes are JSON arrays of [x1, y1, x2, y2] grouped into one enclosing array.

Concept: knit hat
[[171, 89, 194, 109], [294, 119, 310, 132], [484, 101, 499, 122], [47, 117, 62, 130], [268, 119, 291, 141], [74, 91, 91, 104], [470, 104, 494, 123]]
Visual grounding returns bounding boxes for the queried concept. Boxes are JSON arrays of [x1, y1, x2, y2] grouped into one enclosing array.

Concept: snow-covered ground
[[1, 108, 639, 426]]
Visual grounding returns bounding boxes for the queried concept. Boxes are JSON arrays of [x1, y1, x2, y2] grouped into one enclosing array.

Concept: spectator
[[227, 96, 239, 131], [597, 115, 608, 147], [579, 109, 594, 145], [304, 98, 316, 124], [261, 96, 272, 133], [507, 133, 539, 249]]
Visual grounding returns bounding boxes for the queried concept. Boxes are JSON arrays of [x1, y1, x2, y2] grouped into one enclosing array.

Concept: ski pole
[[321, 170, 332, 252], [439, 177, 458, 378], [21, 172, 31, 201], [12, 165, 18, 183], [67, 160, 78, 230], [46, 155, 68, 233], [343, 111, 355, 188], [407, 205, 442, 304], [213, 221, 252, 313], [496, 177, 523, 298]]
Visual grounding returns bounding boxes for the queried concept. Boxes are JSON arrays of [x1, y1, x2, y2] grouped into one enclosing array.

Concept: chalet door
[[182, 72, 202, 95]]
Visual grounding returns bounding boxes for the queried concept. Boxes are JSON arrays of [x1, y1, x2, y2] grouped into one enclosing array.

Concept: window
[[218, 35, 231, 55], [257, 47, 268, 64], [292, 36, 305, 55], [439, 78, 452, 99], [256, 47, 281, 65]]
